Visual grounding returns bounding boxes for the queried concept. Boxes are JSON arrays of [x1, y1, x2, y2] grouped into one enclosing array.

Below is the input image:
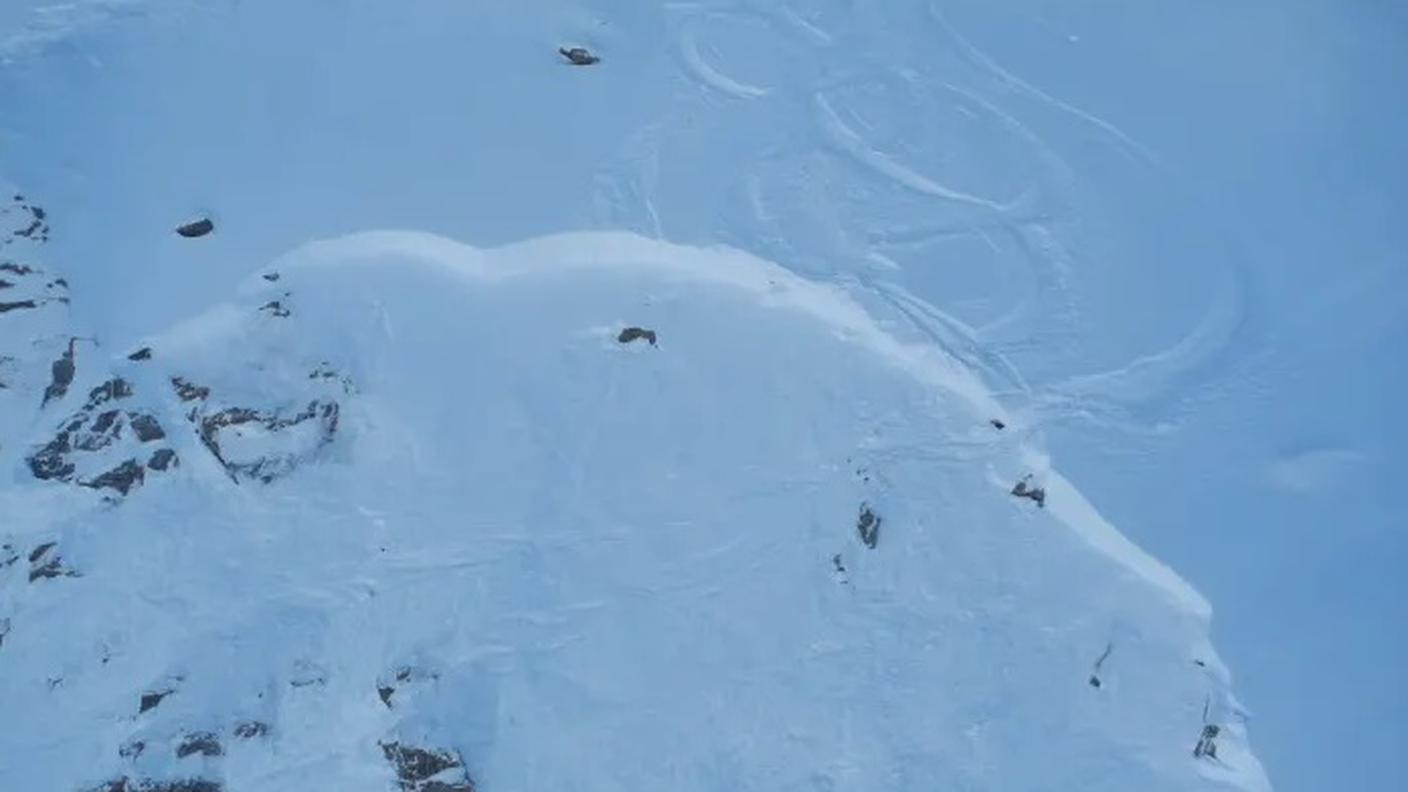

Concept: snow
[[4, 0, 1401, 789], [2, 227, 1268, 790]]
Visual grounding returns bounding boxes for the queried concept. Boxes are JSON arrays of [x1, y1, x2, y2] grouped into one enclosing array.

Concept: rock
[[171, 377, 210, 402], [28, 541, 78, 582], [0, 299, 36, 313], [259, 300, 291, 318], [128, 347, 153, 361], [86, 378, 134, 409], [148, 448, 178, 471], [119, 740, 146, 759], [380, 742, 474, 792], [617, 326, 656, 345], [1193, 724, 1221, 759], [175, 218, 215, 238], [129, 413, 166, 442], [1011, 476, 1046, 508], [990, 419, 1006, 430], [0, 617, 10, 649], [232, 721, 269, 739], [139, 688, 173, 714], [41, 339, 77, 407], [559, 46, 600, 65], [261, 272, 280, 282], [856, 503, 881, 549], [81, 459, 146, 496], [175, 732, 223, 759]]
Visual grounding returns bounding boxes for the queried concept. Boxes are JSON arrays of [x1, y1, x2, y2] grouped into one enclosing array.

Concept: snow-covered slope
[[2, 212, 1267, 792], [0, 1, 1277, 790]]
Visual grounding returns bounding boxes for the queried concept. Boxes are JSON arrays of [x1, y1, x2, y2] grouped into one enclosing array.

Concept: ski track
[[677, 16, 770, 99], [813, 90, 1012, 212], [927, 1, 1164, 169]]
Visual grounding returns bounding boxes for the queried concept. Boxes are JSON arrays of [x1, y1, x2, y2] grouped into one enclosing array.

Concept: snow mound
[[1, 229, 1268, 791]]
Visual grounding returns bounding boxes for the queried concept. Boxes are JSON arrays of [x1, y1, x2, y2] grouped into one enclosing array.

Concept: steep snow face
[[1, 224, 1267, 791]]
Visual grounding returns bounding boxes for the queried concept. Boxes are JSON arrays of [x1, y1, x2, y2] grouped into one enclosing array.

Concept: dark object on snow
[[128, 347, 153, 361], [81, 459, 146, 496], [139, 688, 173, 714], [1088, 642, 1112, 689], [381, 742, 475, 792], [856, 503, 881, 549], [42, 339, 77, 407], [148, 448, 178, 471], [175, 732, 223, 759], [261, 272, 280, 282], [990, 419, 1006, 430], [1193, 724, 1221, 759], [119, 740, 145, 759], [560, 46, 600, 65], [617, 326, 656, 346], [176, 218, 215, 238], [86, 779, 221, 792], [1011, 475, 1046, 508], [233, 721, 269, 739], [129, 413, 166, 442], [171, 377, 211, 402], [259, 299, 291, 318]]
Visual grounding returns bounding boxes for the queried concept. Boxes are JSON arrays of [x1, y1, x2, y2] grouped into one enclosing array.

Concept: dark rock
[[258, 300, 290, 318], [139, 688, 173, 714], [129, 414, 166, 442], [32, 206, 46, 220], [28, 541, 56, 563], [175, 732, 223, 759], [128, 347, 153, 361], [559, 46, 600, 65], [990, 419, 1006, 430], [148, 449, 178, 471], [378, 684, 396, 708], [139, 781, 222, 792], [232, 721, 269, 739], [86, 378, 134, 409], [1010, 476, 1046, 508], [1088, 675, 1101, 688], [28, 431, 75, 481], [42, 340, 77, 407], [261, 272, 280, 282], [0, 278, 11, 289], [856, 503, 880, 549], [617, 326, 656, 345], [380, 742, 468, 789], [81, 460, 146, 496], [175, 218, 215, 238], [28, 542, 76, 582], [1193, 724, 1221, 759], [119, 740, 146, 759], [171, 377, 210, 402], [0, 299, 37, 313], [30, 556, 76, 582], [1, 543, 18, 567], [0, 262, 34, 275]]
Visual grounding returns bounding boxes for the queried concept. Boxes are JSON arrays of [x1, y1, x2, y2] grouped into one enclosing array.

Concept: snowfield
[[1, 219, 1268, 790], [14, 0, 1393, 789]]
